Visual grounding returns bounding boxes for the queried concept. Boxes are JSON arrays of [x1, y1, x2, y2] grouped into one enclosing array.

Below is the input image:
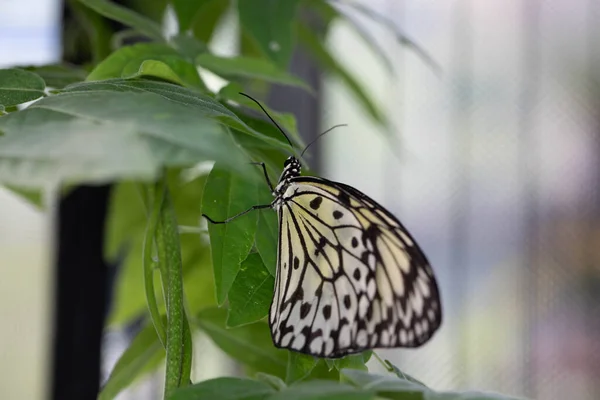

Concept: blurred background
[[1, 0, 599, 399]]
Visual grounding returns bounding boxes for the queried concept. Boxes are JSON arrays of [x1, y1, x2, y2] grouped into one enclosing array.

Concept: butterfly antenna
[[238, 92, 294, 149], [300, 124, 347, 158]]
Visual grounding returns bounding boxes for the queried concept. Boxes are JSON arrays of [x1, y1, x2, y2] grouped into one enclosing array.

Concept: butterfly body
[[267, 156, 442, 358]]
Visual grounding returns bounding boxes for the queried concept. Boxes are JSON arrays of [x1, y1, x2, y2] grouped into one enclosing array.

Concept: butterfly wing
[[268, 177, 442, 358]]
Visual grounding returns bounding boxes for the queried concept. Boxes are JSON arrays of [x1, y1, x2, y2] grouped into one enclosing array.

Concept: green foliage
[[0, 1, 518, 400], [0, 68, 45, 107]]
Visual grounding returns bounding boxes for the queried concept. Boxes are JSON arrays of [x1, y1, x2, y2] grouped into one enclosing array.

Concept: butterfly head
[[274, 156, 301, 195]]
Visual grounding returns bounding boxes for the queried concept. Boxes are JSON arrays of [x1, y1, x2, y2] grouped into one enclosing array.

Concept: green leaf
[[286, 352, 318, 384], [196, 54, 312, 92], [227, 252, 274, 327], [0, 118, 156, 187], [333, 352, 370, 372], [218, 83, 304, 146], [87, 43, 204, 89], [169, 377, 275, 400], [202, 164, 260, 304], [340, 369, 426, 399], [169, 34, 208, 61], [191, 0, 231, 43], [0, 89, 249, 187], [297, 22, 387, 127], [269, 380, 374, 400], [0, 69, 45, 107], [63, 79, 292, 153], [425, 393, 524, 400], [255, 373, 287, 391], [195, 307, 288, 378], [76, 0, 164, 41], [341, 369, 522, 400], [124, 59, 187, 86], [104, 181, 146, 262], [172, 0, 212, 32], [98, 321, 165, 400], [255, 208, 278, 276], [238, 0, 301, 67], [227, 106, 295, 175], [22, 64, 87, 89], [2, 185, 43, 209]]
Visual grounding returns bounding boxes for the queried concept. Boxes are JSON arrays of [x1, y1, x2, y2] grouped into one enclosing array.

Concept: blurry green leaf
[[0, 89, 247, 188], [76, 0, 164, 41], [332, 0, 440, 75], [123, 59, 186, 86], [255, 373, 287, 391], [227, 252, 274, 327], [2, 185, 43, 209], [191, 0, 231, 43], [340, 369, 426, 400], [87, 43, 204, 89], [425, 393, 524, 400], [63, 79, 292, 153], [269, 380, 373, 400], [202, 164, 260, 304], [22, 64, 87, 89], [0, 69, 45, 107], [169, 34, 208, 61], [104, 181, 147, 261], [0, 118, 157, 187], [384, 359, 427, 388], [297, 22, 386, 127], [238, 0, 301, 67], [195, 307, 288, 378], [286, 352, 318, 384], [196, 54, 312, 92], [320, 2, 393, 73], [333, 352, 370, 372], [99, 320, 165, 400], [172, 0, 212, 32], [169, 377, 275, 400], [324, 359, 335, 370]]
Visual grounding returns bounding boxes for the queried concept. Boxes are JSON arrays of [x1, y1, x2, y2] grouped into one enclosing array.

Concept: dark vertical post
[[50, 186, 112, 400]]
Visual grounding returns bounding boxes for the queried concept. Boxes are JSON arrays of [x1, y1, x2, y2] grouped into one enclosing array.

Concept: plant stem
[[372, 351, 393, 372], [155, 180, 192, 397], [143, 181, 167, 347]]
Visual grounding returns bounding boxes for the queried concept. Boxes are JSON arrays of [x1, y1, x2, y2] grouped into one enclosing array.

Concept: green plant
[[0, 1, 521, 399]]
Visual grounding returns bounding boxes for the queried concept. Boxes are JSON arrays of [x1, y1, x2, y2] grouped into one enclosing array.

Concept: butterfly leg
[[250, 162, 274, 193], [202, 203, 272, 224]]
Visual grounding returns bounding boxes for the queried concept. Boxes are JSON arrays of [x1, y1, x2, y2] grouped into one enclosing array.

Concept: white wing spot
[[356, 330, 368, 346], [292, 334, 305, 350], [400, 329, 407, 344], [428, 309, 435, 321], [381, 330, 389, 346], [310, 337, 323, 354]]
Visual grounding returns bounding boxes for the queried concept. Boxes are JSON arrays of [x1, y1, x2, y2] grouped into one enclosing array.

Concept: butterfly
[[203, 94, 442, 358]]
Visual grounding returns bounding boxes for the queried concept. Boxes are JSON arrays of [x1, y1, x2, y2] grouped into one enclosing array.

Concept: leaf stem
[[142, 181, 166, 347], [155, 178, 193, 397], [372, 351, 393, 373]]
